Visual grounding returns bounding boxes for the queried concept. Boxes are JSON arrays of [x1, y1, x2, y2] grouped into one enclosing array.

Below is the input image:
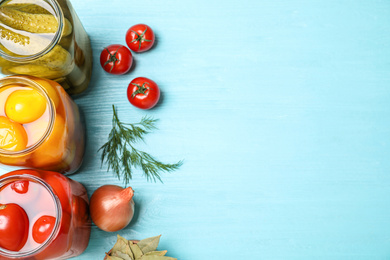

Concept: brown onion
[[89, 184, 135, 232]]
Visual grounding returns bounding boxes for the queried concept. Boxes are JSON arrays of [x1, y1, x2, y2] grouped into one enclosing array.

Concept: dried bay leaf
[[110, 235, 134, 260], [118, 234, 129, 243], [140, 256, 177, 260], [124, 244, 135, 260], [145, 250, 167, 256], [129, 241, 144, 259], [137, 235, 161, 253], [112, 236, 128, 253], [105, 253, 124, 260], [106, 234, 176, 260], [112, 251, 133, 260]]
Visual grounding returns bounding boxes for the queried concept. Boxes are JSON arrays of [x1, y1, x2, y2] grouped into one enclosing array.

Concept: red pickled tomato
[[0, 203, 29, 251], [43, 172, 71, 213], [32, 215, 56, 244], [11, 180, 29, 194]]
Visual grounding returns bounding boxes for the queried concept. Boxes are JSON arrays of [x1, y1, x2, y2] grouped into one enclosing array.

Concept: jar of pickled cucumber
[[0, 75, 85, 174], [0, 0, 92, 95]]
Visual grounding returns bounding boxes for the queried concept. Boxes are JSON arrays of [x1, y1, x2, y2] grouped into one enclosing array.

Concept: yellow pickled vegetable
[[5, 89, 47, 124], [0, 116, 27, 151], [0, 25, 30, 46], [7, 65, 68, 79], [0, 7, 72, 36], [7, 45, 73, 78], [33, 78, 60, 109], [4, 3, 51, 15], [33, 45, 72, 69]]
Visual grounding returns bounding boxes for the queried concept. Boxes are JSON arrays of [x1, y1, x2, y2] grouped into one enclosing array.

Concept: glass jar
[[0, 75, 85, 174], [0, 0, 92, 95], [0, 169, 91, 259]]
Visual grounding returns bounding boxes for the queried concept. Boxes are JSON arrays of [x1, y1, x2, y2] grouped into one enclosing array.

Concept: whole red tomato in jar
[[127, 77, 160, 109], [0, 203, 29, 252]]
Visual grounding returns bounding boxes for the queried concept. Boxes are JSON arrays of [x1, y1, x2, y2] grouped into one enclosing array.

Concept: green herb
[[105, 235, 176, 260], [99, 105, 182, 184]]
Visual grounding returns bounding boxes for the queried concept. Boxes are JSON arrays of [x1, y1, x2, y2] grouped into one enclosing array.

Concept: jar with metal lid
[[0, 169, 91, 259], [0, 0, 92, 95], [0, 75, 85, 174]]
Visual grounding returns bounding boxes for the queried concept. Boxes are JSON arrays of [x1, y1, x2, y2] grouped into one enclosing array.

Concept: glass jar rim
[[0, 0, 64, 62], [0, 76, 56, 156], [0, 173, 62, 258]]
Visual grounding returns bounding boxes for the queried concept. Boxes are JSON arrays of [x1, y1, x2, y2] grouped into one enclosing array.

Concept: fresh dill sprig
[[99, 105, 182, 184]]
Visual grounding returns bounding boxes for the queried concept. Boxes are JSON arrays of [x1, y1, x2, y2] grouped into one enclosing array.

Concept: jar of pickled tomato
[[0, 75, 85, 174], [0, 0, 92, 95], [0, 169, 91, 259]]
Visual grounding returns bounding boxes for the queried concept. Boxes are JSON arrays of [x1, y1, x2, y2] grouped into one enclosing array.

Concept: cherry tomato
[[34, 78, 60, 109], [127, 77, 160, 109], [32, 215, 56, 244], [11, 180, 29, 194], [43, 171, 71, 213], [5, 89, 47, 124], [125, 24, 155, 53], [72, 195, 90, 227], [23, 76, 60, 109], [0, 203, 29, 251], [0, 116, 28, 151], [30, 114, 65, 168], [100, 44, 133, 75]]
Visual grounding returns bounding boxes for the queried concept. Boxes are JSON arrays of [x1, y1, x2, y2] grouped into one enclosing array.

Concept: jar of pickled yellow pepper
[[0, 0, 92, 95], [0, 75, 85, 174]]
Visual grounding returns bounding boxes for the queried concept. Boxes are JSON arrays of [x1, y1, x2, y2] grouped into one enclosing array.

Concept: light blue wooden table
[[55, 0, 390, 259]]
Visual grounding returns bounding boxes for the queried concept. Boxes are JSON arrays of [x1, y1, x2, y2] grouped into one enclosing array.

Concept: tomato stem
[[130, 28, 152, 51], [0, 204, 6, 210], [103, 47, 121, 73], [130, 82, 150, 99]]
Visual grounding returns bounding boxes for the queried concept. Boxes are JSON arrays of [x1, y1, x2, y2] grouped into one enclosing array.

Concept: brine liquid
[[0, 180, 57, 252], [0, 0, 57, 57], [0, 84, 50, 148]]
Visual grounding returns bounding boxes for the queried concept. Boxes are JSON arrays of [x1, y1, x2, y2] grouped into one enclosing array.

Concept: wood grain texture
[[1, 0, 390, 259]]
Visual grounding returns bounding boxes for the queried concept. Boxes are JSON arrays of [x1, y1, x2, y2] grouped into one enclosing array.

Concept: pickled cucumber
[[35, 45, 71, 67], [0, 25, 30, 46], [0, 7, 72, 36], [4, 3, 51, 14], [7, 64, 68, 79], [7, 45, 73, 79]]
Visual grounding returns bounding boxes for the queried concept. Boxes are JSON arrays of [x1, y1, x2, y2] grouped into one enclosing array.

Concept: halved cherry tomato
[[100, 44, 133, 75], [125, 24, 155, 52], [11, 180, 29, 194], [32, 215, 56, 244], [127, 77, 160, 109], [0, 203, 29, 251]]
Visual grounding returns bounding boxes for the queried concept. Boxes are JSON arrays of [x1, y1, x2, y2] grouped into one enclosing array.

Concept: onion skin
[[89, 185, 135, 232]]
